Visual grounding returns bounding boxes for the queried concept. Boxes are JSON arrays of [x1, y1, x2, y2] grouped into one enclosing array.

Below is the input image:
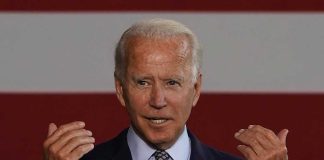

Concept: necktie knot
[[151, 150, 174, 160]]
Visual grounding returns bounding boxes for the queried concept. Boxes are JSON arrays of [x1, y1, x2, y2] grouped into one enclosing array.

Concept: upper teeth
[[150, 119, 167, 124]]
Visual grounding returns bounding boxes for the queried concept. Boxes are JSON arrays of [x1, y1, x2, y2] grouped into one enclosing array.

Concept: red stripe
[[1, 0, 324, 11], [1, 93, 323, 159]]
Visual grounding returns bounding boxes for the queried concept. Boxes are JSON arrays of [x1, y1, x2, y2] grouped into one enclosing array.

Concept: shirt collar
[[127, 126, 191, 160]]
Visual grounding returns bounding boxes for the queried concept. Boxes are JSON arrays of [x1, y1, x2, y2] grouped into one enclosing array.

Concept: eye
[[167, 80, 180, 86], [137, 80, 149, 86]]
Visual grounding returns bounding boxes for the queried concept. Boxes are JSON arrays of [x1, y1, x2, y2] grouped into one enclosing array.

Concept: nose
[[149, 84, 167, 109]]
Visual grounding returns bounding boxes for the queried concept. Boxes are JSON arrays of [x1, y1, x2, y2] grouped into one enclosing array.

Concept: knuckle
[[79, 129, 89, 135], [71, 145, 89, 159], [253, 125, 262, 130], [67, 129, 84, 137], [253, 125, 276, 138], [55, 128, 63, 135], [254, 132, 262, 139], [78, 145, 88, 152], [69, 136, 86, 144], [61, 128, 88, 140], [73, 128, 84, 133], [280, 145, 288, 154], [57, 152, 65, 159], [48, 145, 58, 154], [265, 129, 275, 137], [263, 130, 272, 137], [58, 125, 68, 132], [250, 138, 259, 146], [60, 129, 85, 141]]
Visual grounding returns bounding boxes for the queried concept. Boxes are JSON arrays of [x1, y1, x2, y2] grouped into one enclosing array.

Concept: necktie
[[151, 150, 174, 160]]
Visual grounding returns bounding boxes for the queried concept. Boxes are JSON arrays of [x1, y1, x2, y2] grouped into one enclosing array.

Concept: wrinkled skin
[[43, 121, 95, 160], [115, 36, 201, 150], [235, 125, 289, 160]]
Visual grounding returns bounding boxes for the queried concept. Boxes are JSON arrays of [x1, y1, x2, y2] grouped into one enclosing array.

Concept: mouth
[[146, 117, 170, 125]]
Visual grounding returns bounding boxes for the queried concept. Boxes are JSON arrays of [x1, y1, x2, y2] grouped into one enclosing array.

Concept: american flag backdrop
[[0, 1, 324, 159]]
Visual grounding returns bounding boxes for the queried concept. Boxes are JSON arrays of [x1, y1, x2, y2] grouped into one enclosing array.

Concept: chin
[[145, 130, 176, 149], [133, 120, 182, 149]]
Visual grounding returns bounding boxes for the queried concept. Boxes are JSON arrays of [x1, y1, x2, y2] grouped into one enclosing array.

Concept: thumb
[[47, 123, 57, 137], [278, 129, 289, 145]]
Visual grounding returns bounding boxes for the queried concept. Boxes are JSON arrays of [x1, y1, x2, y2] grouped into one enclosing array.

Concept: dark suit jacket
[[81, 128, 242, 160]]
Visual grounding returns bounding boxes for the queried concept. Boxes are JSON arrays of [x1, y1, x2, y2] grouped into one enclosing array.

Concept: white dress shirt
[[127, 126, 191, 160]]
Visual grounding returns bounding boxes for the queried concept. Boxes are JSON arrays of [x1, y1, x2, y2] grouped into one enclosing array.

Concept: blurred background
[[0, 0, 323, 159]]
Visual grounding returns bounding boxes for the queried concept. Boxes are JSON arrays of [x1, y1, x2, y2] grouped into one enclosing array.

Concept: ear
[[192, 73, 202, 107], [115, 76, 126, 107]]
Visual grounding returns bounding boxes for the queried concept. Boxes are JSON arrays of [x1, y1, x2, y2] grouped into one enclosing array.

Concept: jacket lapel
[[188, 130, 207, 160], [112, 129, 133, 160]]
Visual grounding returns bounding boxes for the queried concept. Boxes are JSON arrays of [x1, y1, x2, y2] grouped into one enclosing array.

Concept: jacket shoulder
[[200, 143, 242, 160], [188, 130, 242, 160], [81, 129, 131, 160]]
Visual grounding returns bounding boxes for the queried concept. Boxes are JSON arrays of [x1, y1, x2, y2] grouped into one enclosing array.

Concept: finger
[[57, 136, 95, 158], [44, 123, 57, 160], [278, 129, 289, 145], [237, 144, 258, 160], [48, 123, 57, 137], [44, 121, 85, 148], [48, 129, 93, 155], [235, 129, 264, 155], [276, 129, 289, 160], [248, 125, 279, 149], [67, 144, 94, 160], [43, 123, 57, 160], [250, 125, 279, 145], [250, 126, 289, 160]]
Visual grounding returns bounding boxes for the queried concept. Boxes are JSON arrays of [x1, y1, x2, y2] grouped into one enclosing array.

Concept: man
[[43, 19, 288, 160]]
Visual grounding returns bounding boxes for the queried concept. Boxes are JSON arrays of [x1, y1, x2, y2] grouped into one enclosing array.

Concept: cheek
[[181, 101, 194, 119], [125, 89, 150, 114], [168, 90, 194, 120], [170, 87, 195, 105]]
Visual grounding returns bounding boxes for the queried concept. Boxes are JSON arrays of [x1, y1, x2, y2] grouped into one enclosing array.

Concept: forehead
[[126, 36, 191, 65]]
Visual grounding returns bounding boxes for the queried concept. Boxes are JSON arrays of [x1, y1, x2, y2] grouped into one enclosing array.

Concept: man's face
[[115, 36, 201, 149]]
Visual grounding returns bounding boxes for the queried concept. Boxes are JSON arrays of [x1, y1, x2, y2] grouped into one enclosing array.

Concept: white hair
[[115, 18, 202, 84]]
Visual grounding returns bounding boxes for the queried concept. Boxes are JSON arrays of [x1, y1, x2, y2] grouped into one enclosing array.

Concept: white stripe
[[1, 13, 323, 92]]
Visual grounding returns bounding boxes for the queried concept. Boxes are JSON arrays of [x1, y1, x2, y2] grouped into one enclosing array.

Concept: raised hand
[[235, 125, 288, 160], [43, 121, 95, 160]]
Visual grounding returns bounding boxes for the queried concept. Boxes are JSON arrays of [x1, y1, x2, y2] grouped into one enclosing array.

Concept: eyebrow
[[131, 75, 184, 82], [164, 76, 184, 82]]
